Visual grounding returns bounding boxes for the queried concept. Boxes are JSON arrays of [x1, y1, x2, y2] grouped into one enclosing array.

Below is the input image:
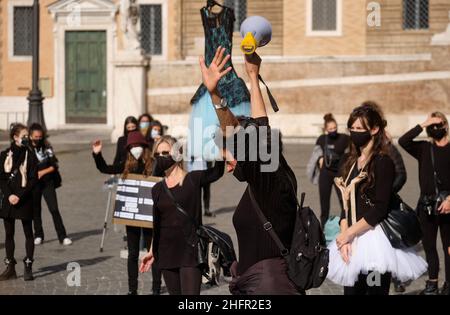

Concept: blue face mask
[[140, 122, 150, 130]]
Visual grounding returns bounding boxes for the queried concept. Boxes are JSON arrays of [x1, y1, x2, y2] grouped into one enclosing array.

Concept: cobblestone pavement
[[0, 131, 445, 295]]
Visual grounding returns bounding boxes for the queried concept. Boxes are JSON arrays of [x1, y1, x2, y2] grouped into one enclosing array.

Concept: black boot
[[440, 282, 450, 295], [393, 278, 406, 293], [419, 280, 439, 295], [0, 258, 17, 281], [23, 258, 34, 281]]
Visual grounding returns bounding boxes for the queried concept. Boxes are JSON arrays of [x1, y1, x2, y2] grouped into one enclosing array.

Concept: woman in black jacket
[[399, 112, 450, 295], [327, 104, 426, 295], [140, 135, 225, 295], [29, 123, 72, 246], [92, 131, 161, 295], [0, 124, 38, 281]]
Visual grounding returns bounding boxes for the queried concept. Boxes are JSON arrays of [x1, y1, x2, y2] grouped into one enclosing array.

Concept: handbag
[[380, 195, 423, 249], [430, 145, 449, 215], [161, 180, 236, 285]]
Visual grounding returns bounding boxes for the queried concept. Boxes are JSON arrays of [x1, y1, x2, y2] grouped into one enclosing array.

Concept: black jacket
[[0, 145, 38, 220]]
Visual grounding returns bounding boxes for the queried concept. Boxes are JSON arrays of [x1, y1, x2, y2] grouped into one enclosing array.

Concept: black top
[[152, 161, 225, 269], [0, 145, 38, 220], [232, 117, 298, 275], [93, 152, 126, 174], [316, 133, 350, 172], [113, 136, 128, 167], [387, 143, 407, 194], [339, 154, 395, 227], [399, 125, 450, 196]]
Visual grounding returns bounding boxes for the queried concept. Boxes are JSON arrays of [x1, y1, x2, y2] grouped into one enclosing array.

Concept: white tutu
[[327, 225, 428, 287]]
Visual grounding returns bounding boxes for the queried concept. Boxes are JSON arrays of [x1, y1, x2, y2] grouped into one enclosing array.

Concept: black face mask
[[427, 124, 447, 140], [328, 131, 338, 139], [350, 130, 372, 148], [232, 163, 246, 182], [32, 139, 44, 148], [20, 137, 30, 147], [155, 156, 176, 175]]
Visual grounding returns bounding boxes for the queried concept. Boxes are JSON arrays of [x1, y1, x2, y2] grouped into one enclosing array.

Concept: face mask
[[140, 122, 150, 130], [328, 131, 338, 139], [33, 139, 44, 148], [20, 136, 30, 147], [350, 130, 372, 148], [427, 124, 447, 140], [155, 155, 176, 173], [130, 147, 144, 160], [232, 163, 246, 182], [151, 129, 161, 139]]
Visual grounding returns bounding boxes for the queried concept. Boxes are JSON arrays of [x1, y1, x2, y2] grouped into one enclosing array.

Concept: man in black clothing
[[199, 47, 300, 294], [399, 113, 450, 295]]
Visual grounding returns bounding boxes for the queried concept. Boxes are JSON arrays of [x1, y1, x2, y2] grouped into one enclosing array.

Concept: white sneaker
[[34, 237, 43, 245], [62, 238, 72, 246]]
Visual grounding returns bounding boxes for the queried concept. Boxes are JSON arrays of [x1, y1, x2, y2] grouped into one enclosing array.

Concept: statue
[[120, 0, 141, 51]]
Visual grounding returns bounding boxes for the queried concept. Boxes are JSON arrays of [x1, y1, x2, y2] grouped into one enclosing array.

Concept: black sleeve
[[389, 145, 407, 193], [47, 146, 59, 171], [16, 151, 39, 199], [199, 161, 225, 186], [363, 155, 395, 227], [93, 152, 124, 174], [0, 151, 12, 198], [398, 125, 426, 160]]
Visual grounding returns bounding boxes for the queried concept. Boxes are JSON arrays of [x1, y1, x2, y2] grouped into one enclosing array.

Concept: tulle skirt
[[187, 92, 251, 161], [327, 225, 428, 287]]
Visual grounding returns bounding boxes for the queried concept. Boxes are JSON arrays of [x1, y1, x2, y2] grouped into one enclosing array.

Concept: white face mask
[[151, 129, 160, 139], [130, 147, 144, 160]]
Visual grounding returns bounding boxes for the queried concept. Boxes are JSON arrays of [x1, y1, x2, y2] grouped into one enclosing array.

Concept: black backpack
[[248, 188, 329, 291]]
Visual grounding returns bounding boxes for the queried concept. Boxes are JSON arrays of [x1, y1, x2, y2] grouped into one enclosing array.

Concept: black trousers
[[33, 181, 68, 242], [162, 266, 202, 295], [3, 218, 34, 260], [418, 208, 450, 282], [318, 168, 341, 227], [344, 272, 392, 295], [202, 162, 213, 213], [125, 225, 162, 292]]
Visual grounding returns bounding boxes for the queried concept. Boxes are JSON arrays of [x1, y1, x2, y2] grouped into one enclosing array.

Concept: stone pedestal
[[111, 51, 150, 142]]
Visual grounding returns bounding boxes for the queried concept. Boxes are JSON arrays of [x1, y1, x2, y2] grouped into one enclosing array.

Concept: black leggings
[[3, 218, 34, 260], [318, 168, 341, 227], [418, 209, 450, 282], [33, 181, 68, 242], [162, 267, 202, 295], [202, 162, 213, 213], [344, 272, 392, 295]]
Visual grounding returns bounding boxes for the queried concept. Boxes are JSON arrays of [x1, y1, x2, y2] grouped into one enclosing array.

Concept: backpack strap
[[430, 144, 441, 197], [247, 186, 289, 257]]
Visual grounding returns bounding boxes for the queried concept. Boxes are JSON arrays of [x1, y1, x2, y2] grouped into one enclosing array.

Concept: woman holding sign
[[92, 131, 162, 295], [140, 135, 225, 295]]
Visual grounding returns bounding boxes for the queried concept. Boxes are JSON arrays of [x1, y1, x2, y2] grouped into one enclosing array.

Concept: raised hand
[[92, 140, 102, 154], [199, 46, 232, 93], [244, 52, 261, 80], [421, 115, 443, 129]]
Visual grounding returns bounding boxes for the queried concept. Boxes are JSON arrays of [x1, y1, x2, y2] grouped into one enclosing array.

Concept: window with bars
[[403, 0, 429, 30], [224, 0, 247, 32], [311, 0, 337, 31], [140, 4, 162, 55], [13, 6, 33, 56]]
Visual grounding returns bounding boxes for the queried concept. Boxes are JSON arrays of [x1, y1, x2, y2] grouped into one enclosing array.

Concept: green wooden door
[[65, 31, 106, 123]]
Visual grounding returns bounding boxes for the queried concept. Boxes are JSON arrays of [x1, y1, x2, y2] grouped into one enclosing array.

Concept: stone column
[[111, 51, 150, 142]]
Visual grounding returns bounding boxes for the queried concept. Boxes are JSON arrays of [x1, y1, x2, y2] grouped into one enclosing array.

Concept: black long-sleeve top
[[93, 152, 125, 175], [152, 161, 225, 269], [232, 117, 298, 275], [399, 125, 450, 196], [340, 154, 395, 227], [113, 136, 128, 167], [387, 143, 407, 193]]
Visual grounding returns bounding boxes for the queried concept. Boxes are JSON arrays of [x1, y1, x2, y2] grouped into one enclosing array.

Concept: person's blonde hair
[[152, 135, 186, 181], [430, 111, 449, 141]]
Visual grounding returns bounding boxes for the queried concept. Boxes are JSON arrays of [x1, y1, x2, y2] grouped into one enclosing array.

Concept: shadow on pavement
[[34, 256, 113, 279], [43, 229, 103, 245]]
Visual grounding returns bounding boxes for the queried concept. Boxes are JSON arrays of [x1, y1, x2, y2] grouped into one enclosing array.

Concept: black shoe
[[0, 258, 17, 281], [440, 282, 450, 295], [419, 280, 439, 295], [23, 258, 34, 281], [393, 279, 406, 293], [127, 290, 138, 295]]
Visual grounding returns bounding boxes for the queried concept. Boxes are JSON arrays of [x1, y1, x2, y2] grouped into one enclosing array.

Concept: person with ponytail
[[327, 104, 427, 295], [0, 124, 38, 281], [314, 113, 349, 227], [139, 135, 225, 295], [399, 112, 450, 295], [92, 131, 161, 295]]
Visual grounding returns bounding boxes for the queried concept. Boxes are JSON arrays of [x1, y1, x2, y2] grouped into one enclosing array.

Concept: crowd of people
[[0, 48, 449, 296]]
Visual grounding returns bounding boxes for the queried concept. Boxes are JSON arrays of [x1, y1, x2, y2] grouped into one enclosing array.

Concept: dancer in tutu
[[327, 104, 427, 295]]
